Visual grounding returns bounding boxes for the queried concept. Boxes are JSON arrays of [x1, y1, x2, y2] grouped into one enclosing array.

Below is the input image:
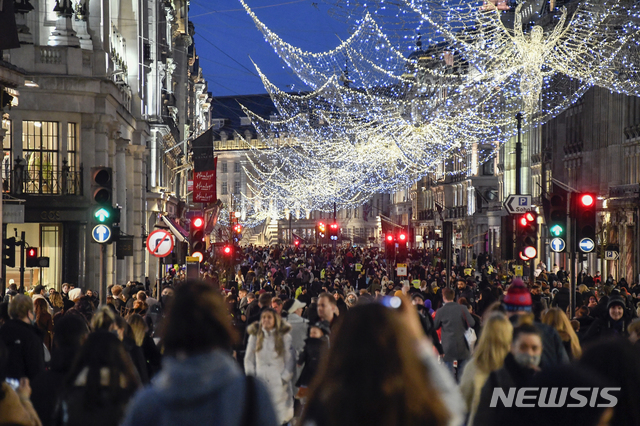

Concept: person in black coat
[[583, 295, 633, 342], [296, 322, 330, 393], [411, 294, 443, 355], [0, 295, 45, 381], [31, 315, 89, 426], [473, 322, 542, 426]]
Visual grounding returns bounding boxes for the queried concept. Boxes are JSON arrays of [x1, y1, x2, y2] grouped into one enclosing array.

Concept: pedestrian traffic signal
[[329, 223, 339, 241], [3, 237, 15, 268], [90, 167, 112, 206], [189, 216, 205, 255], [517, 212, 537, 261], [574, 192, 596, 251], [548, 191, 567, 241], [26, 247, 38, 268]]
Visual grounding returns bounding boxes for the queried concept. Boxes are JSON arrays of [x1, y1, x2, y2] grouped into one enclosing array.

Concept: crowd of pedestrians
[[0, 244, 639, 426]]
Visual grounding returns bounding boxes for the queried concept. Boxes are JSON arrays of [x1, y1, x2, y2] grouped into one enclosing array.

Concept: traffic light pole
[[567, 192, 576, 319], [19, 231, 25, 293], [515, 112, 523, 195], [99, 243, 106, 307]]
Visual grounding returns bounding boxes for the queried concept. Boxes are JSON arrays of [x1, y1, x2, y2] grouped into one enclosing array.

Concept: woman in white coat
[[245, 309, 295, 425]]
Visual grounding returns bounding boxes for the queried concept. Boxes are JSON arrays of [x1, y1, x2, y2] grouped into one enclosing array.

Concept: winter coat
[[473, 353, 538, 426], [296, 336, 329, 388], [0, 319, 46, 381], [0, 382, 42, 426], [122, 349, 277, 426], [434, 301, 476, 362], [244, 321, 295, 424], [583, 314, 632, 342], [287, 314, 309, 359]]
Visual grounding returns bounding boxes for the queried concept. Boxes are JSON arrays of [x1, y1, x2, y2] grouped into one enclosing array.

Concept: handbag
[[462, 308, 477, 351]]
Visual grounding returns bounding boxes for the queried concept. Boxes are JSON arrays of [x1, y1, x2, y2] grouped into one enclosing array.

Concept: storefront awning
[[161, 215, 188, 243]]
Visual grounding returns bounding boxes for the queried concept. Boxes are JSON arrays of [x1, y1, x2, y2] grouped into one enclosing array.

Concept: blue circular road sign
[[92, 225, 112, 243], [579, 238, 595, 253], [550, 237, 565, 252]]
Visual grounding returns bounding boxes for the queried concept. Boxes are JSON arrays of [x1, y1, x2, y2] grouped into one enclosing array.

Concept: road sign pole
[[19, 231, 25, 293], [99, 243, 106, 307], [568, 192, 576, 318], [516, 112, 523, 195]]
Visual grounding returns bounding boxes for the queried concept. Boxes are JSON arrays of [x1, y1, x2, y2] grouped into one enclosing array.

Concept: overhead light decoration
[[234, 0, 640, 212]]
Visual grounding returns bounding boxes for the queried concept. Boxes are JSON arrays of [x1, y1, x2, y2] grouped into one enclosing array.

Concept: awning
[[161, 215, 188, 243]]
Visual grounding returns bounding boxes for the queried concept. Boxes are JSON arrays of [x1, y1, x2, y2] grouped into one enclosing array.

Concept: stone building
[[0, 0, 209, 291]]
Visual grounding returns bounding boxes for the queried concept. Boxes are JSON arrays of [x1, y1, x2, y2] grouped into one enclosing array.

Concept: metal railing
[[6, 158, 83, 196]]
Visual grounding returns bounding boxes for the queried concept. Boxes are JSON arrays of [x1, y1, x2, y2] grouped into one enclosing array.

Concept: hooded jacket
[[244, 321, 295, 424], [121, 350, 277, 426]]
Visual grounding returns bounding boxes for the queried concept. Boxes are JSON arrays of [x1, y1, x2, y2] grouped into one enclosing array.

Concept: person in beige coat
[[459, 312, 513, 426]]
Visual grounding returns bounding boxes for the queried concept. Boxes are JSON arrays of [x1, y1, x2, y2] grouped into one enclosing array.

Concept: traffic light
[[384, 234, 395, 258], [517, 211, 537, 260], [397, 231, 408, 262], [3, 237, 15, 268], [294, 239, 300, 247], [223, 245, 233, 256], [548, 191, 567, 241], [317, 222, 326, 239], [329, 223, 339, 241], [91, 167, 112, 206], [233, 224, 242, 234], [26, 247, 38, 268], [189, 216, 205, 255], [574, 192, 596, 252]]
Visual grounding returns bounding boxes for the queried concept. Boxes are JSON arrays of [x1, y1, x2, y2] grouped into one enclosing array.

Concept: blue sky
[[189, 0, 354, 97]]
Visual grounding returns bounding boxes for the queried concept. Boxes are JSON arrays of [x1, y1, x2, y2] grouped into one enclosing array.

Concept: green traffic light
[[550, 224, 564, 237], [94, 207, 110, 223]]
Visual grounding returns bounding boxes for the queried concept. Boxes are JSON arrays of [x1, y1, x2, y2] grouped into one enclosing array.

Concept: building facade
[[1, 0, 209, 292]]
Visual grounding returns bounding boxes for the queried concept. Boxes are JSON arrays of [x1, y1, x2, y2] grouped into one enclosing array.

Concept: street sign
[[504, 194, 533, 214], [550, 237, 566, 253], [92, 225, 111, 243], [605, 251, 619, 260], [146, 229, 175, 258], [396, 263, 407, 276], [579, 238, 595, 253]]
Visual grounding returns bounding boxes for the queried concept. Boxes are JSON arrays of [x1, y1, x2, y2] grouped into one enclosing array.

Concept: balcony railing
[[4, 159, 83, 196]]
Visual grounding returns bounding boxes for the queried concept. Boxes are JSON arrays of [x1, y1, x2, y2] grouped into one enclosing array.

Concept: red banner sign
[[193, 169, 216, 203]]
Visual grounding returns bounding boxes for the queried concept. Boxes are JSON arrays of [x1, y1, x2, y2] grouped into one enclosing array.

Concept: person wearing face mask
[[473, 320, 543, 426], [583, 295, 632, 342], [0, 295, 45, 382]]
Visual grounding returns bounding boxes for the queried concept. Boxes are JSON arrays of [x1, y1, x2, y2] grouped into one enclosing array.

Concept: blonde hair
[[577, 284, 589, 294], [91, 306, 116, 331], [49, 291, 64, 309], [127, 314, 147, 346], [542, 308, 582, 359], [473, 312, 513, 373]]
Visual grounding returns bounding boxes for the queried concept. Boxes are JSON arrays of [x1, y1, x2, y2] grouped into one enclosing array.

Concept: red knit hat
[[503, 278, 532, 312]]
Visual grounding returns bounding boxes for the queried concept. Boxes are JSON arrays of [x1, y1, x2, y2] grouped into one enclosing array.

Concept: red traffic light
[[524, 212, 535, 222], [580, 194, 595, 207], [519, 251, 529, 261], [330, 223, 338, 230], [519, 217, 528, 227], [192, 217, 204, 228], [233, 224, 242, 233], [294, 240, 300, 246], [223, 246, 232, 255], [523, 246, 537, 259], [27, 248, 37, 258], [386, 234, 394, 242], [398, 233, 407, 242]]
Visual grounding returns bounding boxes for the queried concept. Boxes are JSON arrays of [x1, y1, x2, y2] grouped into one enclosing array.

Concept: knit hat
[[503, 278, 532, 312], [310, 320, 331, 336], [607, 295, 626, 310]]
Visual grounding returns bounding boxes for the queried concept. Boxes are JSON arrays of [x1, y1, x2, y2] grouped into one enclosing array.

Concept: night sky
[[189, 0, 354, 97]]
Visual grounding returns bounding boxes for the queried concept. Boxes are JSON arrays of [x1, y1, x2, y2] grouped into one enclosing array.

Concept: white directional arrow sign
[[579, 238, 595, 253], [550, 238, 566, 253], [504, 194, 533, 214], [92, 225, 112, 243]]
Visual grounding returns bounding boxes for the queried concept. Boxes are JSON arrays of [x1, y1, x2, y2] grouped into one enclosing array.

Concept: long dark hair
[[301, 303, 449, 426], [64, 331, 140, 408]]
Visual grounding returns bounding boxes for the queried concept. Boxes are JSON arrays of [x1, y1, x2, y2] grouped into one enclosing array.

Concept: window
[[234, 181, 241, 194], [23, 121, 59, 194], [221, 182, 228, 195], [221, 161, 227, 173], [234, 161, 240, 173], [2, 118, 11, 193], [67, 123, 77, 171]]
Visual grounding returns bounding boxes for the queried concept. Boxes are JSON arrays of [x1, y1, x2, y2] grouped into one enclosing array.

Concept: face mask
[[514, 352, 541, 368]]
